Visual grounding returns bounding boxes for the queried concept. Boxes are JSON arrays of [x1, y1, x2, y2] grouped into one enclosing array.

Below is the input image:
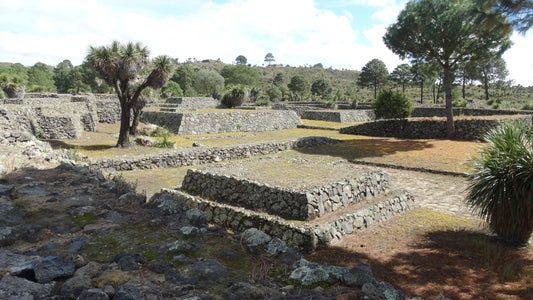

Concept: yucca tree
[[466, 121, 533, 245], [87, 41, 175, 148]]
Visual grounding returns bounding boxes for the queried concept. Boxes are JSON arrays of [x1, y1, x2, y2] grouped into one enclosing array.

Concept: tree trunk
[[129, 110, 140, 136], [116, 99, 132, 148], [420, 80, 424, 104], [484, 77, 490, 100], [462, 76, 466, 99], [402, 82, 405, 94], [432, 84, 436, 104], [443, 66, 455, 139]]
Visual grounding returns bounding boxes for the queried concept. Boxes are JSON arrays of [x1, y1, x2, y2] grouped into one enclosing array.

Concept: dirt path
[[373, 166, 479, 220]]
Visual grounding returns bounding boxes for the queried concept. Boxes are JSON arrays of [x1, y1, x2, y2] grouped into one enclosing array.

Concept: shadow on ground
[[295, 138, 434, 161], [47, 140, 115, 151], [307, 229, 533, 299]]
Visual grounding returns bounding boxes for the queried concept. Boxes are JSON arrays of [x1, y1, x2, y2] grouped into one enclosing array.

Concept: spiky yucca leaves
[[221, 85, 247, 108], [86, 41, 175, 148], [146, 55, 174, 89], [466, 120, 533, 245]]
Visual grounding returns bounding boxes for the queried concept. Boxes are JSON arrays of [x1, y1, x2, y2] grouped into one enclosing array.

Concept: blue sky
[[1, 0, 532, 86]]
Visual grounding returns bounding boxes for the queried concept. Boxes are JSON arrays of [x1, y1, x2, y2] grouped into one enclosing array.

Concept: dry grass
[[45, 120, 533, 298], [307, 208, 533, 300], [48, 122, 482, 174], [301, 119, 365, 129]]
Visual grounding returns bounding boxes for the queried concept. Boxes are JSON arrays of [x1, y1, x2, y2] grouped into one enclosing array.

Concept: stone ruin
[[142, 97, 303, 135], [0, 93, 99, 139], [166, 157, 415, 251]]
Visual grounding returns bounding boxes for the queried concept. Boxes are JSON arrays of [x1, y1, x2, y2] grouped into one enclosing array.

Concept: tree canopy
[[194, 69, 224, 98], [220, 64, 260, 87], [28, 62, 55, 92], [390, 63, 412, 93], [235, 55, 247, 65], [311, 78, 332, 100], [288, 74, 308, 100], [489, 0, 533, 33], [384, 0, 512, 137], [171, 63, 197, 96], [357, 58, 389, 99], [264, 53, 275, 65]]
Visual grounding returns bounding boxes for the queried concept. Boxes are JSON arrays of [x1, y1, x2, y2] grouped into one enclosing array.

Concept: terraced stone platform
[[172, 157, 415, 251], [181, 158, 390, 220]]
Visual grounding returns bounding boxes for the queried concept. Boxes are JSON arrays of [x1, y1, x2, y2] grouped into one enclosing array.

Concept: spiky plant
[[466, 120, 533, 245], [221, 85, 247, 108], [87, 41, 174, 148]]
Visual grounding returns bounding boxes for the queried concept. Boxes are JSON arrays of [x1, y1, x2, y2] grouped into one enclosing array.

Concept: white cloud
[[503, 32, 533, 86], [371, 3, 405, 23], [0, 0, 530, 86]]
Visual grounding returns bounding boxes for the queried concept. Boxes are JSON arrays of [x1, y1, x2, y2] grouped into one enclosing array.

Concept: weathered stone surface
[[188, 259, 227, 283], [117, 192, 146, 206], [146, 192, 188, 215], [114, 285, 141, 300], [91, 137, 341, 172], [77, 288, 110, 300], [68, 236, 89, 254], [186, 209, 207, 227], [301, 110, 375, 122], [342, 263, 375, 288], [0, 274, 55, 299], [182, 160, 390, 220], [32, 256, 75, 283], [60, 275, 93, 299], [242, 228, 272, 246], [341, 115, 533, 140], [142, 110, 302, 135]]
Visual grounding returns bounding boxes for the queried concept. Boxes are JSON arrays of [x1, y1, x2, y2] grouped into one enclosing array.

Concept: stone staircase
[[164, 159, 415, 252]]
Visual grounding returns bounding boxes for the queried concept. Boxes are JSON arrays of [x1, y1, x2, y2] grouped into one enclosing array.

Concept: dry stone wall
[[90, 137, 341, 172], [141, 110, 302, 135], [411, 107, 533, 118], [162, 97, 223, 111], [0, 94, 98, 139], [96, 100, 121, 123], [181, 167, 390, 221], [167, 189, 414, 251], [301, 110, 375, 122], [340, 115, 533, 140]]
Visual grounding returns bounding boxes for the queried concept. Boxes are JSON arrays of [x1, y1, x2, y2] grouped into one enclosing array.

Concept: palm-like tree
[[465, 121, 533, 245], [87, 41, 174, 148]]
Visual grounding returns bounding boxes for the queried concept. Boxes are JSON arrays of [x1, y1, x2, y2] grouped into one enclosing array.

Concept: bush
[[521, 103, 533, 110], [221, 85, 247, 108], [255, 98, 270, 106], [323, 100, 337, 109], [465, 121, 533, 245], [266, 86, 282, 101], [452, 98, 468, 107], [373, 89, 413, 119], [152, 131, 175, 148]]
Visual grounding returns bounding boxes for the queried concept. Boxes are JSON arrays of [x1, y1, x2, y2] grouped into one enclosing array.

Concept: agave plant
[[465, 120, 533, 245]]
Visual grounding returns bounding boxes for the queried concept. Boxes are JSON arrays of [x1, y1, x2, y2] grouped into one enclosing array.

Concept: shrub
[[266, 85, 282, 101], [465, 121, 533, 245], [452, 98, 468, 107], [153, 130, 175, 148], [255, 98, 270, 106], [522, 102, 533, 110], [373, 89, 413, 119], [221, 85, 247, 108], [323, 100, 337, 109]]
